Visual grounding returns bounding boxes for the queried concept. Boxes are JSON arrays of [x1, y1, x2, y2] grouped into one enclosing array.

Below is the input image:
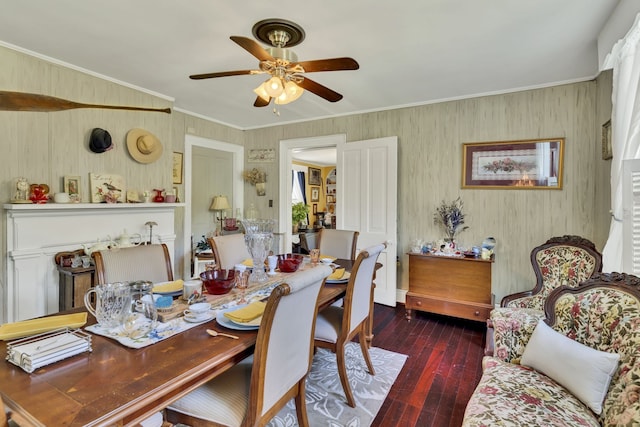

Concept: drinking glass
[[235, 270, 249, 304], [267, 255, 278, 274], [310, 249, 320, 265], [241, 219, 275, 283]]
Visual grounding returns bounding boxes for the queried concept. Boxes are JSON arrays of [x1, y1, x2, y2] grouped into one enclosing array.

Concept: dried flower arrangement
[[243, 168, 267, 185], [433, 197, 469, 241]]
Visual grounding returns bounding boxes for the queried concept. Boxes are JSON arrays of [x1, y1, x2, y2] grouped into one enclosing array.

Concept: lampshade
[[264, 76, 284, 97], [253, 83, 270, 102], [275, 81, 304, 105], [210, 195, 231, 211]]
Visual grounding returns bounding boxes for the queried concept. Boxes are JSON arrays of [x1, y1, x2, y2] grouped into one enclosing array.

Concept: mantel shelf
[[4, 202, 184, 211]]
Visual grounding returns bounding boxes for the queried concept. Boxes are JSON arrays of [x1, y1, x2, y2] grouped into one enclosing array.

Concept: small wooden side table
[[55, 249, 96, 311], [56, 265, 95, 311]]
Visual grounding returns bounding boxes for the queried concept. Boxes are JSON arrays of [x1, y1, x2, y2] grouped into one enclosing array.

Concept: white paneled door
[[337, 136, 398, 306]]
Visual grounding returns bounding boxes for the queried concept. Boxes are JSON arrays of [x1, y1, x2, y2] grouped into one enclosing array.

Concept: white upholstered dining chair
[[207, 234, 251, 270], [92, 243, 174, 284], [166, 265, 333, 427], [317, 229, 359, 260], [314, 242, 386, 408]]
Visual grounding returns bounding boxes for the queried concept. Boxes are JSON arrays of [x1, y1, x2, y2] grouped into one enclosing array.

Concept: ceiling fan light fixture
[[265, 76, 284, 97], [253, 83, 271, 102], [275, 81, 304, 105]]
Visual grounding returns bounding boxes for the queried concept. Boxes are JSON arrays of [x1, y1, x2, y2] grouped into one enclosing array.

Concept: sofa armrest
[[490, 307, 545, 364]]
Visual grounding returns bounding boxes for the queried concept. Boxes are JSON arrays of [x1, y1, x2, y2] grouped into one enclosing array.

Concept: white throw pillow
[[521, 319, 620, 414]]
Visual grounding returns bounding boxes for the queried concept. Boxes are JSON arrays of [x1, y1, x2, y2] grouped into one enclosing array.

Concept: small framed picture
[[326, 194, 335, 203], [173, 152, 183, 184], [64, 175, 81, 202], [308, 167, 321, 186], [310, 186, 319, 202], [313, 204, 318, 214]]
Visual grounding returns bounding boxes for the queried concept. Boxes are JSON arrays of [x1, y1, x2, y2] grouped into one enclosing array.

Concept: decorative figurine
[[12, 177, 31, 203]]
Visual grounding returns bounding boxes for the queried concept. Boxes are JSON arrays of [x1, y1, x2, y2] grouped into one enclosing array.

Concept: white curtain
[[602, 13, 640, 272]]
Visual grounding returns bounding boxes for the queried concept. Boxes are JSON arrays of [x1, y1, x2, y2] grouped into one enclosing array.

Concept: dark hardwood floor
[[369, 304, 486, 427]]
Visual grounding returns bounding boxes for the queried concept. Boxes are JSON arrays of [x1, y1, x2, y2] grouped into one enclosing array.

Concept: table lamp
[[210, 195, 231, 232]]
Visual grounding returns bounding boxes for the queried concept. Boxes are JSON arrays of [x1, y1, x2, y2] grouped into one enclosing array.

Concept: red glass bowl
[[277, 254, 304, 273], [200, 269, 236, 295]]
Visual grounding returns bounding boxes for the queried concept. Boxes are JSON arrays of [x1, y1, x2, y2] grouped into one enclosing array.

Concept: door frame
[[183, 134, 244, 276], [278, 134, 346, 252]]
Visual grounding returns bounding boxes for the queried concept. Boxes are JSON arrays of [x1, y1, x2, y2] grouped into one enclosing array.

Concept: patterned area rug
[[267, 343, 408, 427]]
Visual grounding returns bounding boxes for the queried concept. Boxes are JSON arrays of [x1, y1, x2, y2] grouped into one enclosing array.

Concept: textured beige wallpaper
[[0, 43, 612, 312]]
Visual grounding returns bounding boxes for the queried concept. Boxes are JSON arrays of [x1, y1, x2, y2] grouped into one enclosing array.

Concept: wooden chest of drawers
[[406, 253, 494, 322]]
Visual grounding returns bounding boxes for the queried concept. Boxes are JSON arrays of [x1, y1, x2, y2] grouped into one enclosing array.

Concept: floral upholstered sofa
[[463, 272, 640, 427]]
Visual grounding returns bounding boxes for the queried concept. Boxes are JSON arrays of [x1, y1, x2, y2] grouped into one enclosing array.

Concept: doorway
[[183, 135, 244, 276], [278, 134, 346, 252]]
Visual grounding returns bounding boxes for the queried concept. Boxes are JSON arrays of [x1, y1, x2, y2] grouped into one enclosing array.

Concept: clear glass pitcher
[[84, 282, 131, 328], [241, 219, 274, 283]]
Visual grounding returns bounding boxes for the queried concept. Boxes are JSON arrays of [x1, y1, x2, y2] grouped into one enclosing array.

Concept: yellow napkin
[[242, 259, 253, 267], [328, 268, 345, 280], [152, 279, 184, 293], [321, 255, 337, 261], [224, 301, 266, 323], [0, 313, 88, 341]]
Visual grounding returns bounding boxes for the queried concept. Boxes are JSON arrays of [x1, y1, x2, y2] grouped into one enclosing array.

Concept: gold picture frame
[[172, 152, 183, 184], [462, 138, 564, 189], [308, 167, 321, 186], [63, 175, 81, 202]]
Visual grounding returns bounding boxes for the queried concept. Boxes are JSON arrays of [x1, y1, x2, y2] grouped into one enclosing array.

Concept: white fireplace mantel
[[3, 203, 183, 323]]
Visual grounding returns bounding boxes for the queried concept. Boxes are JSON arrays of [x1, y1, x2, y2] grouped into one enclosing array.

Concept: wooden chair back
[[317, 229, 359, 260], [207, 234, 251, 270], [501, 235, 602, 310], [92, 243, 173, 284], [247, 265, 332, 425]]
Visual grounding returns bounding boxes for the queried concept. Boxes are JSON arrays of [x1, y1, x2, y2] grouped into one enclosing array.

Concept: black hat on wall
[[89, 128, 113, 153]]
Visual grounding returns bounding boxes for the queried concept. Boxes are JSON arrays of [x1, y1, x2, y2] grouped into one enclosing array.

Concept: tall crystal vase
[[241, 219, 274, 283]]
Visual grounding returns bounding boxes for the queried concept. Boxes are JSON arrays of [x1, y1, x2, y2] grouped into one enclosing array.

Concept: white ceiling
[[0, 1, 619, 130]]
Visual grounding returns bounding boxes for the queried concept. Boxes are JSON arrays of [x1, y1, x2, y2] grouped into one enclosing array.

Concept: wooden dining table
[[0, 263, 354, 427]]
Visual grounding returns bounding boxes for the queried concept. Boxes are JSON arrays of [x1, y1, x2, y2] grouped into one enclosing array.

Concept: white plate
[[326, 271, 351, 284], [183, 314, 214, 323], [216, 306, 260, 331]]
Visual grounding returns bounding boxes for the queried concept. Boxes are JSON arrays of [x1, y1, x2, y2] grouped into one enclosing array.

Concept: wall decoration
[[310, 186, 319, 202], [313, 204, 318, 214], [248, 148, 276, 163], [602, 120, 612, 160], [89, 173, 125, 203], [309, 167, 322, 186], [462, 138, 564, 189], [172, 152, 183, 184], [63, 175, 81, 202]]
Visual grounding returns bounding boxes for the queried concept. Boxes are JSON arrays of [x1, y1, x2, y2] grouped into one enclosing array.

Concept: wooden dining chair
[[92, 243, 174, 284], [313, 242, 386, 408], [166, 265, 333, 427], [317, 229, 359, 260], [207, 234, 251, 270]]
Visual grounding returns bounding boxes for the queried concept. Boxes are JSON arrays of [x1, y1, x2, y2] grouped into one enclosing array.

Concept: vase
[[241, 219, 274, 283]]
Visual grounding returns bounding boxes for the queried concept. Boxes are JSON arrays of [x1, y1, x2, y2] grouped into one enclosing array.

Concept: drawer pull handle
[[474, 311, 480, 316], [416, 301, 422, 306]]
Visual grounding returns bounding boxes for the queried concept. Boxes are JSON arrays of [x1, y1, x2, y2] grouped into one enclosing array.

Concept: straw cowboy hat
[[126, 128, 163, 164]]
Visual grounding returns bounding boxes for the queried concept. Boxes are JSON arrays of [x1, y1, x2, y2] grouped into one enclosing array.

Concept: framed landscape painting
[[462, 138, 564, 189]]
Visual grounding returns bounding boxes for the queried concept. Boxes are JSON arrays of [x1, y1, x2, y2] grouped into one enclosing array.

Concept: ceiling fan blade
[[190, 70, 256, 80], [297, 78, 343, 102], [230, 36, 274, 62], [254, 96, 271, 107], [296, 57, 359, 73]]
